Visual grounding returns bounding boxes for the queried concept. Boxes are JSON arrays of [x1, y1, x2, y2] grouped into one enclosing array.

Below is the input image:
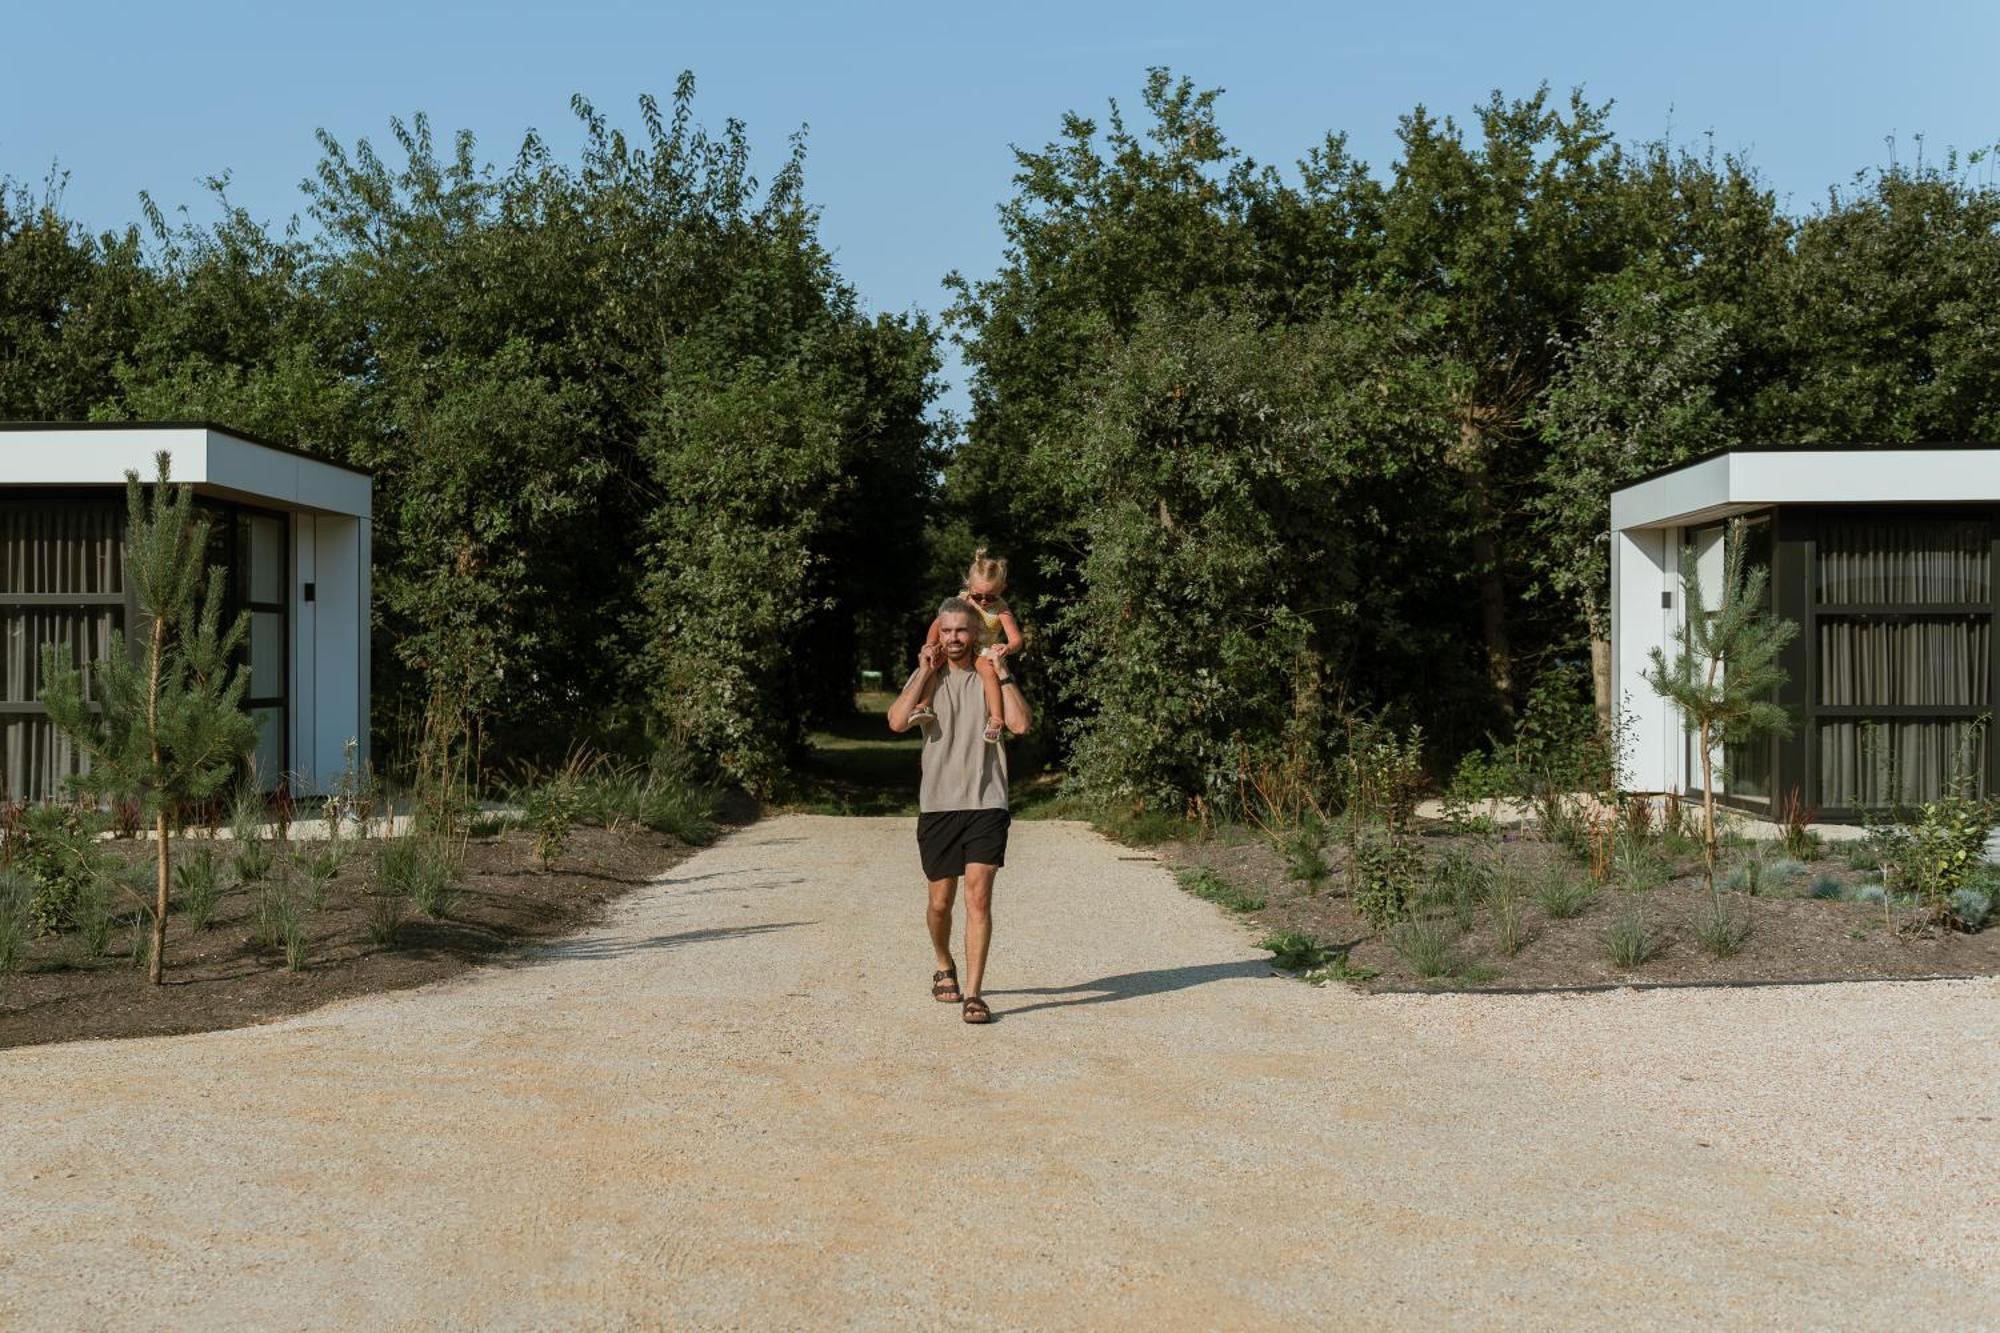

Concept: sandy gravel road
[[2, 815, 1995, 1330]]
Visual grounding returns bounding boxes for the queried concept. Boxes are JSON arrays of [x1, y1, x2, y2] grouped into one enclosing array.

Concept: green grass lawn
[[792, 691, 924, 815]]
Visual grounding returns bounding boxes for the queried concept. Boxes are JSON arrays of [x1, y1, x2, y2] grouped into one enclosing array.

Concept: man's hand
[[917, 642, 943, 672]]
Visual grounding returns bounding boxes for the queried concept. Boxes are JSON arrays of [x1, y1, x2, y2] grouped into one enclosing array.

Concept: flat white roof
[[0, 423, 370, 518], [1611, 447, 2000, 531]]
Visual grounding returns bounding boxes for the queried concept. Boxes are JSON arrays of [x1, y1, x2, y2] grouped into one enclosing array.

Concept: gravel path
[[3, 815, 1995, 1329]]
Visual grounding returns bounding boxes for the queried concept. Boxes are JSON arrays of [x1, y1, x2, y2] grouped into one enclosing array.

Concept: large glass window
[[1813, 516, 1992, 806]]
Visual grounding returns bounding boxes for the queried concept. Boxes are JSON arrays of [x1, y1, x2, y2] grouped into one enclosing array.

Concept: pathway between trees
[[2, 816, 1995, 1328]]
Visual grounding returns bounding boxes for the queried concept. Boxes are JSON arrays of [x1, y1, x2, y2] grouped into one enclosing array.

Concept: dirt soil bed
[[1158, 824, 2000, 990], [0, 824, 704, 1050]]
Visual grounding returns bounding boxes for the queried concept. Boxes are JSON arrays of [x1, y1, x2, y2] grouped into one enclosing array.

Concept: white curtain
[[1817, 518, 1988, 603]]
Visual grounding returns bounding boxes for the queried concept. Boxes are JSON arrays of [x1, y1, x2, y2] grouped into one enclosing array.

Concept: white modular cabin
[[1611, 446, 2000, 819], [1, 423, 371, 800]]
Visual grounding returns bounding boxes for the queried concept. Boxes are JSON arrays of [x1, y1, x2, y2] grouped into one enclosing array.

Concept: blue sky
[[5, 0, 1996, 418]]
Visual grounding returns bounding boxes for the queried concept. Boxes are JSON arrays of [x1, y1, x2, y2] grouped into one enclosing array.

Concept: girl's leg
[[976, 651, 1004, 741]]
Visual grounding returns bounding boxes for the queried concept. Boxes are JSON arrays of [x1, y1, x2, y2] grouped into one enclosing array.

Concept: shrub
[[1613, 836, 1670, 892], [0, 872, 30, 980], [1260, 930, 1339, 972], [1776, 787, 1820, 861], [1278, 824, 1333, 894], [1853, 882, 1888, 906], [72, 868, 119, 959], [1175, 866, 1264, 913], [578, 754, 720, 845], [174, 846, 223, 931], [1694, 898, 1751, 959], [1488, 865, 1535, 955], [1538, 873, 1594, 920], [17, 804, 107, 932], [1723, 859, 1765, 897], [376, 836, 462, 919], [1534, 790, 1592, 861], [1764, 858, 1807, 885], [1947, 887, 1991, 931], [1843, 842, 1881, 872], [1351, 825, 1423, 929], [1339, 718, 1428, 830], [299, 845, 341, 912], [523, 774, 585, 871], [1873, 785, 1997, 925], [1389, 916, 1468, 979], [1807, 872, 1845, 901], [1603, 905, 1662, 968], [364, 887, 407, 945], [1427, 845, 1492, 930]]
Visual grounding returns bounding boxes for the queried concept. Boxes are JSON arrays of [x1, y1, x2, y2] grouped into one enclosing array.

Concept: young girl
[[911, 548, 1024, 743]]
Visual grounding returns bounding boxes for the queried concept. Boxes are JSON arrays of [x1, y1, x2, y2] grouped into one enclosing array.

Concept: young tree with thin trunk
[[1643, 520, 1796, 898], [40, 453, 257, 983]]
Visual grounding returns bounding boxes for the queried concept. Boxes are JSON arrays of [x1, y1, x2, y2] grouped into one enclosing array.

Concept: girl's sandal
[[983, 718, 1004, 744], [932, 967, 962, 1003], [909, 704, 936, 724], [961, 996, 992, 1025]]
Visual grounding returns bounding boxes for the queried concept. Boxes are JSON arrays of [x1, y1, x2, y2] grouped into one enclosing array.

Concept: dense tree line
[[944, 71, 2000, 809], [4, 71, 1997, 808], [0, 78, 941, 795]]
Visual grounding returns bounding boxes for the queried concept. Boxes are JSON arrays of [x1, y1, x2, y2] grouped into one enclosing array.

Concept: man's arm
[[886, 644, 942, 732], [995, 665, 1032, 736]]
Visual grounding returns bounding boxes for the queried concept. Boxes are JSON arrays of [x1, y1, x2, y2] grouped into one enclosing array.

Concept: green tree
[[39, 455, 257, 984], [1643, 520, 1796, 898]]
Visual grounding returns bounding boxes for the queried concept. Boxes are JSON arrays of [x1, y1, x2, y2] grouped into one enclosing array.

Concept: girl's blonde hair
[[966, 547, 1008, 589]]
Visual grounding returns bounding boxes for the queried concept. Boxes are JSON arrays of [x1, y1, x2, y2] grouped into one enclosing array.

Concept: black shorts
[[917, 809, 1011, 881]]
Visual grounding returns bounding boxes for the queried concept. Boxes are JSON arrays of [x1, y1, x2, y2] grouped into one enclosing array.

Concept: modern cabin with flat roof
[[0, 423, 371, 801], [1611, 445, 2000, 819]]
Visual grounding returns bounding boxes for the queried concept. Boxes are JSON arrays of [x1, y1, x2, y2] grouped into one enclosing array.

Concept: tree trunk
[[1590, 636, 1612, 738], [150, 810, 169, 985], [1699, 650, 1721, 902], [148, 613, 167, 986]]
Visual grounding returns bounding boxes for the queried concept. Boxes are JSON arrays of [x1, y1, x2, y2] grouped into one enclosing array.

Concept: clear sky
[[5, 0, 1996, 418]]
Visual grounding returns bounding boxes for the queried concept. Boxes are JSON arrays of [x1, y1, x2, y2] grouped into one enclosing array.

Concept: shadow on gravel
[[528, 921, 815, 964], [988, 957, 1274, 1018]]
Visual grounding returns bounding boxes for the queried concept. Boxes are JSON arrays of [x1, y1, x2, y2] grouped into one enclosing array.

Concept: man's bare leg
[[961, 862, 997, 1000], [927, 876, 959, 977]]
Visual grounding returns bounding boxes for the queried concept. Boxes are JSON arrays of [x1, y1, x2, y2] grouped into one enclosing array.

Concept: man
[[887, 596, 1032, 1024]]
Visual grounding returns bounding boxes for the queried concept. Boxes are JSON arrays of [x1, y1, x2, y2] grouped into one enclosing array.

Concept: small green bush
[[174, 846, 223, 931], [1843, 842, 1881, 872], [17, 804, 107, 932], [1261, 930, 1339, 972], [1694, 898, 1751, 959], [1175, 866, 1264, 913], [1807, 872, 1845, 901], [298, 845, 341, 911], [376, 836, 461, 919], [1763, 857, 1807, 884], [1490, 882, 1534, 956], [1427, 845, 1492, 930], [1278, 824, 1333, 894], [0, 872, 31, 979], [364, 887, 407, 945], [1947, 887, 1991, 931], [1351, 826, 1423, 929], [1603, 905, 1662, 968], [523, 772, 586, 870], [1389, 916, 1468, 979], [1538, 873, 1594, 920], [1853, 882, 1888, 906]]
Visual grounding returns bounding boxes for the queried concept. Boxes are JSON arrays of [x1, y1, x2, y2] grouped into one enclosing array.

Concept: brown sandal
[[932, 967, 962, 1003], [961, 995, 991, 1024]]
